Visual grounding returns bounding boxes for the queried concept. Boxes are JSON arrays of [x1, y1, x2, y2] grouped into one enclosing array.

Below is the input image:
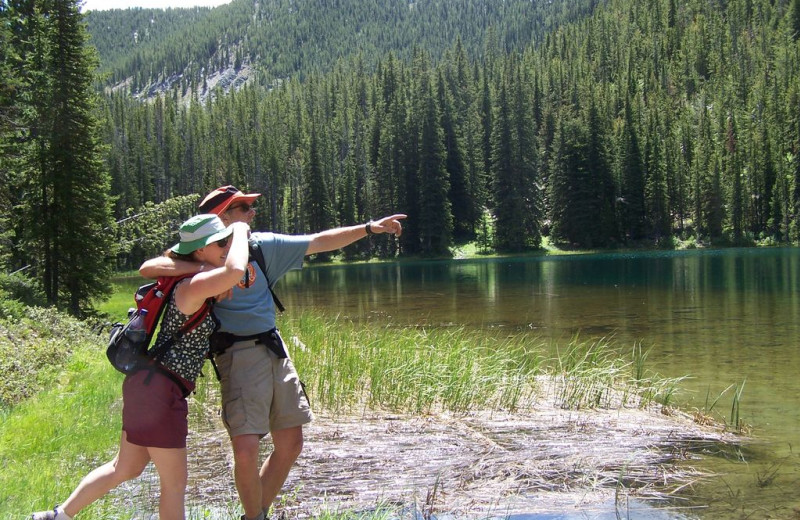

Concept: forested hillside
[[85, 0, 601, 94], [97, 0, 800, 260]]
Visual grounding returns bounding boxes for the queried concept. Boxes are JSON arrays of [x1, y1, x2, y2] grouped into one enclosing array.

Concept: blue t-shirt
[[213, 231, 310, 335]]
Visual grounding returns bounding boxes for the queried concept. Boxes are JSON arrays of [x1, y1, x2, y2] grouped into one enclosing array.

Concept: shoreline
[[113, 383, 742, 518]]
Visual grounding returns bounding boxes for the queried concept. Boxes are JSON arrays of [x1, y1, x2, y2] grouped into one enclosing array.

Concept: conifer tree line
[[101, 0, 800, 259], [1, 0, 115, 316], [84, 0, 600, 96]]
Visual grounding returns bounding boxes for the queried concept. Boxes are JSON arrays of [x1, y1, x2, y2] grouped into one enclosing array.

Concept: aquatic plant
[[285, 314, 683, 415]]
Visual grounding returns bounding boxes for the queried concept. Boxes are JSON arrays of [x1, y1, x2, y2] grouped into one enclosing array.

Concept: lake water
[[278, 247, 800, 519]]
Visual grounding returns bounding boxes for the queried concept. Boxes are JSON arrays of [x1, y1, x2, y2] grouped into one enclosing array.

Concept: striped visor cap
[[198, 185, 260, 215]]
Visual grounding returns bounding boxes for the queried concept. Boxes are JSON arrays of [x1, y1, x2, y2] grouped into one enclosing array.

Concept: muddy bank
[[158, 390, 740, 519]]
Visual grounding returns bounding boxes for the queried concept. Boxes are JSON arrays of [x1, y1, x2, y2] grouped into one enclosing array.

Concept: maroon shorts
[[121, 369, 195, 449]]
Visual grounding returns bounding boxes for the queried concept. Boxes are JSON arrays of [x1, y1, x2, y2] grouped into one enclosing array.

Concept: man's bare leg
[[231, 433, 264, 519], [260, 426, 304, 512]]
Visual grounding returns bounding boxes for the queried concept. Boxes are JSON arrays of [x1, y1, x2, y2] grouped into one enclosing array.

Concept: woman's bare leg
[[148, 445, 188, 520], [60, 432, 150, 517]]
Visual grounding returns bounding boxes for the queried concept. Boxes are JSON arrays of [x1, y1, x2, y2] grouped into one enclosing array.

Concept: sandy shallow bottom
[[117, 396, 733, 519]]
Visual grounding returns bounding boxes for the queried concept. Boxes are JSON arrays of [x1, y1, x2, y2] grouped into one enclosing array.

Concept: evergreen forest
[[2, 0, 800, 314]]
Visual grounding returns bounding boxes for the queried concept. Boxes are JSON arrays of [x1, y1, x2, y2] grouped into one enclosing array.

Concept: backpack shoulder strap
[[148, 277, 213, 362], [248, 240, 286, 313]]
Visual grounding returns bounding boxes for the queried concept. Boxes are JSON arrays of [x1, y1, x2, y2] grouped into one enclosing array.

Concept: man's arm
[[305, 214, 407, 255]]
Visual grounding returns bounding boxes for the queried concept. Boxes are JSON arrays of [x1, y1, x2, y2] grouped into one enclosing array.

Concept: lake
[[277, 247, 800, 519]]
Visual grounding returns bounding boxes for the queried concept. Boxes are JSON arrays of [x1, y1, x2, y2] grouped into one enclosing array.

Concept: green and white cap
[[170, 214, 233, 255]]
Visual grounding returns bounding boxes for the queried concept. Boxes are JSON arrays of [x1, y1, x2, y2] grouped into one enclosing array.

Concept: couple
[[33, 186, 406, 520]]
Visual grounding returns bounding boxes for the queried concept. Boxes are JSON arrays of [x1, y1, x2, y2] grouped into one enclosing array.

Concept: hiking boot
[[31, 509, 58, 520], [240, 513, 266, 520]]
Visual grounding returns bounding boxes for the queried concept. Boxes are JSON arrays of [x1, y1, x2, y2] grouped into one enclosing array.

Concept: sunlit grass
[[542, 336, 685, 411], [285, 313, 543, 413], [284, 314, 680, 416], [0, 347, 123, 517], [97, 275, 146, 322]]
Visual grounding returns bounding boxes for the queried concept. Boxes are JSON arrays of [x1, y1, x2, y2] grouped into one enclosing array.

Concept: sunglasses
[[227, 203, 252, 213], [215, 236, 230, 248]]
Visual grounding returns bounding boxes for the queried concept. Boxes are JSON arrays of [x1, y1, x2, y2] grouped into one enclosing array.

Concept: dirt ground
[[168, 395, 738, 519]]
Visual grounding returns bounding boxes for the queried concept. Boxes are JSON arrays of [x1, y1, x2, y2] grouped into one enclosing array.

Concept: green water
[[277, 247, 800, 519]]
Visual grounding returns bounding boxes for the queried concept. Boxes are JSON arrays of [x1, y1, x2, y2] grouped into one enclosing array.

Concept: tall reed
[[283, 314, 680, 415], [286, 313, 542, 414]]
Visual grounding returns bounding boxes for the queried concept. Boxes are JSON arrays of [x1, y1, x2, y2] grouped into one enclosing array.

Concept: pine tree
[[372, 55, 408, 257], [22, 0, 116, 315], [620, 100, 646, 241], [305, 122, 333, 237], [417, 77, 453, 256], [725, 111, 744, 241], [491, 77, 527, 252], [438, 71, 471, 242], [0, 4, 23, 269], [585, 96, 617, 246], [645, 112, 670, 242], [512, 63, 542, 249], [790, 87, 800, 241]]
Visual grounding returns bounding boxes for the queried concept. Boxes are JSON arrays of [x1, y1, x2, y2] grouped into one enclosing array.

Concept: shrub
[[0, 272, 46, 312], [0, 305, 96, 409]]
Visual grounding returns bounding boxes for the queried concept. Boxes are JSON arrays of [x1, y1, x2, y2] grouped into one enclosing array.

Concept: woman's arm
[[139, 255, 203, 279], [173, 222, 250, 314]]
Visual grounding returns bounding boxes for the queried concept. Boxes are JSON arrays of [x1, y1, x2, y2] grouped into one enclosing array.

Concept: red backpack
[[107, 274, 211, 375]]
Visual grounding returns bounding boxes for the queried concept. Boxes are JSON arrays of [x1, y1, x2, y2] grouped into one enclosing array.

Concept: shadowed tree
[[18, 0, 116, 315]]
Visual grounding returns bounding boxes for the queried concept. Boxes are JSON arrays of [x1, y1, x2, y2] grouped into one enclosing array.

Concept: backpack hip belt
[[209, 328, 288, 359]]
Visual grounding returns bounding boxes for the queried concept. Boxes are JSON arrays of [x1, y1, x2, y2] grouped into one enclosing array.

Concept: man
[[140, 185, 406, 520]]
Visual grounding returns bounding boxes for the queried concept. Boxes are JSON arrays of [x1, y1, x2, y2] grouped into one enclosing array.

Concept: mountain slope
[[86, 0, 604, 95]]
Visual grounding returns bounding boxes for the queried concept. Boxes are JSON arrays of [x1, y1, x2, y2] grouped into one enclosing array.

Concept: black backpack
[[247, 239, 284, 312]]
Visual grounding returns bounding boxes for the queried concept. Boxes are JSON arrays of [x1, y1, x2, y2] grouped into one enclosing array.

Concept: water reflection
[[283, 249, 799, 341]]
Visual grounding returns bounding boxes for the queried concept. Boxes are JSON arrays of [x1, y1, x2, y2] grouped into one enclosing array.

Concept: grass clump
[[287, 314, 542, 414], [284, 314, 682, 416], [549, 338, 685, 411]]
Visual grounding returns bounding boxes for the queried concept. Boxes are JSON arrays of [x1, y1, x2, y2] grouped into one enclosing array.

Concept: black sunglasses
[[228, 203, 252, 213], [215, 236, 230, 248]]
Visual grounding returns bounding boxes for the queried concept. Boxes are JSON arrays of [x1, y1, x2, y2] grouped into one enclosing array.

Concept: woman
[[32, 214, 250, 520]]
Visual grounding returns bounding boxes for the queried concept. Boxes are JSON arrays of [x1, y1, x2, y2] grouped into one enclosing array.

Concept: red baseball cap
[[198, 185, 260, 215]]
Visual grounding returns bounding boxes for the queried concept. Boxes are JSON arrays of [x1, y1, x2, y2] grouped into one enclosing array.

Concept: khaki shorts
[[214, 336, 313, 438]]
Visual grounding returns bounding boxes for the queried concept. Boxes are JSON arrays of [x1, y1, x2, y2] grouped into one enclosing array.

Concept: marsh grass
[[542, 336, 685, 411], [729, 379, 747, 433], [694, 380, 750, 433], [287, 314, 543, 414], [285, 314, 682, 416]]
